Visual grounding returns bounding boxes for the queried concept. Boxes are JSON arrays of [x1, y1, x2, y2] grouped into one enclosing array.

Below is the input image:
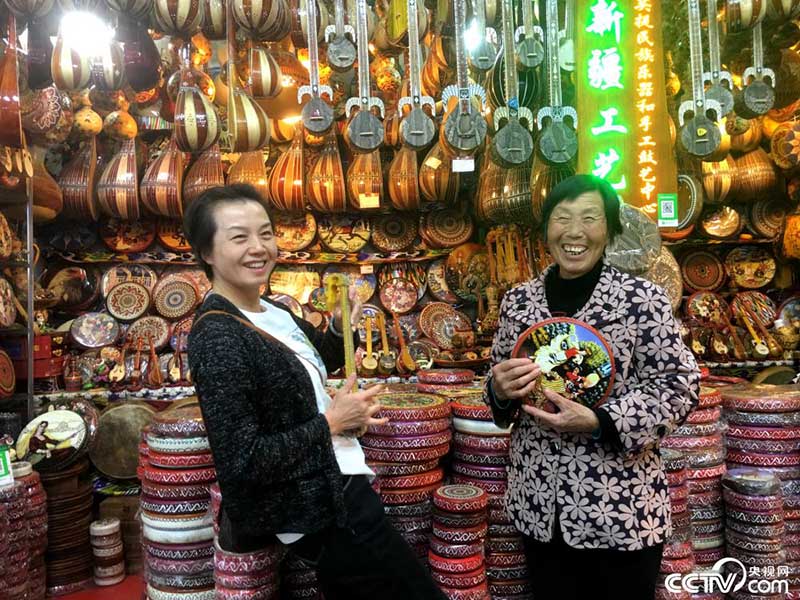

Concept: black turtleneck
[[545, 260, 604, 317]]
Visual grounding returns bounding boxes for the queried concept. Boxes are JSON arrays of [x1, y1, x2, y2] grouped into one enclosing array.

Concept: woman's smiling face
[[546, 191, 609, 279]]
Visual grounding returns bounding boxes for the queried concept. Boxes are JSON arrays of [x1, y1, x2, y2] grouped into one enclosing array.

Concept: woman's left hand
[[522, 388, 600, 434], [332, 285, 364, 331]]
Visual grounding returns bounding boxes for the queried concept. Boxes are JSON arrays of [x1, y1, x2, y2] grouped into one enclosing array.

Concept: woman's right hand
[[325, 375, 388, 436], [491, 358, 541, 401]]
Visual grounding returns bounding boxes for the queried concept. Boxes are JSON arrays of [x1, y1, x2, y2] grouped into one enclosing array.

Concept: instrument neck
[[706, 0, 723, 76], [334, 0, 346, 37], [752, 22, 764, 72], [340, 287, 355, 377], [501, 0, 519, 114], [472, 0, 487, 27], [355, 0, 372, 106], [453, 0, 470, 111], [306, 0, 322, 89], [406, 0, 423, 100], [687, 0, 707, 107], [545, 0, 561, 107], [522, 0, 534, 37], [563, 0, 573, 39]]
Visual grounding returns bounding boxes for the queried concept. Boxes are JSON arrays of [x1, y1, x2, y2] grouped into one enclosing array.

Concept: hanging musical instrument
[[392, 311, 416, 373], [491, 0, 534, 168], [420, 143, 461, 203], [468, 0, 497, 73], [536, 0, 577, 166], [734, 22, 776, 118], [388, 145, 421, 211], [387, 0, 427, 46], [0, 15, 23, 149], [347, 150, 383, 210], [515, 0, 544, 71], [307, 131, 346, 212], [146, 335, 163, 388], [703, 0, 734, 117], [344, 0, 385, 154], [557, 0, 575, 72], [398, 0, 436, 150], [249, 48, 283, 98], [59, 138, 99, 221], [377, 311, 396, 375], [268, 126, 305, 212], [325, 274, 357, 378], [324, 0, 357, 72], [298, 0, 334, 135], [97, 139, 140, 221], [679, 0, 723, 159], [441, 0, 488, 160], [184, 144, 225, 205], [108, 343, 128, 384], [360, 316, 378, 377], [720, 309, 748, 360], [129, 336, 144, 388], [140, 137, 184, 218]]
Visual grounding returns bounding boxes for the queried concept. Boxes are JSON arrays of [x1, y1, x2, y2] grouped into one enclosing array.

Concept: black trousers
[[523, 516, 664, 600]]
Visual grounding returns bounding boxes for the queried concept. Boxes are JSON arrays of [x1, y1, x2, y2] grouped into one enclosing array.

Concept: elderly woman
[[185, 185, 446, 600], [485, 175, 700, 599]]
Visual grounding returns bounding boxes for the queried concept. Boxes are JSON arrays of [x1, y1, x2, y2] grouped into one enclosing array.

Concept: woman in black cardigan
[[185, 185, 445, 599]]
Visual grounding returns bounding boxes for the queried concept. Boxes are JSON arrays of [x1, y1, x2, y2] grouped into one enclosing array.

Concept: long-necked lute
[[398, 0, 436, 150], [298, 0, 334, 134], [468, 0, 498, 73], [324, 0, 356, 71], [703, 0, 734, 117], [515, 0, 544, 71], [734, 21, 776, 118]]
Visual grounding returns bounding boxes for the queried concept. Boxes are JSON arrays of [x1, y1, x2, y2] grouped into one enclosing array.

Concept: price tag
[[358, 194, 380, 210], [657, 193, 679, 228], [452, 158, 475, 173], [360, 264, 374, 274]]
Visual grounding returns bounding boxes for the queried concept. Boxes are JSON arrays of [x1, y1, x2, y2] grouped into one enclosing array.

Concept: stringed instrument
[[391, 311, 416, 373], [678, 0, 723, 160], [441, 0, 488, 160], [734, 22, 776, 118], [468, 0, 498, 73], [344, 0, 385, 154], [360, 316, 378, 376], [515, 0, 544, 71], [307, 130, 346, 212], [169, 334, 184, 383], [58, 137, 99, 221], [129, 336, 144, 388], [703, 0, 734, 117], [347, 150, 383, 210], [108, 343, 128, 384], [388, 145, 421, 211], [737, 306, 770, 359], [325, 273, 356, 378], [719, 307, 748, 360], [140, 137, 184, 218], [0, 15, 23, 149], [268, 126, 305, 212], [145, 335, 163, 388], [174, 52, 221, 153], [557, 0, 575, 72], [386, 0, 427, 46], [376, 312, 396, 375], [298, 0, 334, 135], [398, 0, 435, 150], [491, 0, 534, 168], [536, 0, 577, 166], [324, 0, 356, 71], [743, 304, 783, 358]]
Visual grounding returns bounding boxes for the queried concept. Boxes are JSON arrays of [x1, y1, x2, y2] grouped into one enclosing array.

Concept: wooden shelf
[[701, 359, 800, 369]]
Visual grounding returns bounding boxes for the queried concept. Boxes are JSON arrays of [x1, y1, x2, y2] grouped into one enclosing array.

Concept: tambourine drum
[[101, 264, 158, 297], [126, 316, 171, 350], [106, 282, 151, 322], [372, 213, 418, 253], [269, 265, 320, 305], [379, 278, 418, 315], [16, 409, 87, 471], [0, 349, 15, 397], [153, 280, 198, 320], [46, 266, 101, 310], [90, 403, 155, 480], [686, 291, 730, 324], [273, 212, 317, 251], [70, 312, 120, 348], [317, 215, 371, 253], [445, 243, 490, 302], [681, 250, 727, 292], [420, 208, 474, 249], [100, 218, 156, 253], [427, 259, 459, 303], [512, 318, 615, 412], [725, 246, 777, 289], [748, 199, 787, 239], [157, 220, 192, 252], [699, 206, 743, 239]]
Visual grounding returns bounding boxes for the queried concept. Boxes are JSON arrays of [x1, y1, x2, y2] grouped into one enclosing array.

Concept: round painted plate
[[269, 266, 321, 305], [153, 280, 198, 320], [685, 292, 730, 325], [372, 213, 418, 252], [106, 282, 151, 321], [323, 266, 377, 304], [643, 247, 683, 313], [273, 212, 317, 252], [16, 409, 87, 470], [101, 265, 158, 297], [169, 316, 193, 351], [420, 208, 474, 249], [0, 278, 16, 327], [156, 220, 192, 252], [0, 212, 12, 261], [357, 303, 384, 344], [749, 200, 787, 239], [700, 206, 742, 239], [445, 243, 490, 302], [730, 292, 777, 327], [0, 349, 15, 397], [70, 312, 120, 348], [778, 295, 800, 327], [42, 397, 100, 451], [126, 316, 171, 350], [152, 272, 201, 305], [681, 250, 726, 292], [512, 317, 615, 412], [183, 269, 212, 300], [419, 303, 456, 342], [317, 216, 371, 253], [46, 266, 101, 310], [605, 204, 661, 275], [725, 247, 776, 289], [268, 293, 304, 319], [427, 259, 459, 303], [309, 286, 329, 312], [379, 278, 418, 314], [431, 310, 472, 351], [99, 218, 156, 253]]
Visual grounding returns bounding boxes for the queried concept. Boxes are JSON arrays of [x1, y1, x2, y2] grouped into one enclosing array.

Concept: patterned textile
[[486, 261, 700, 550]]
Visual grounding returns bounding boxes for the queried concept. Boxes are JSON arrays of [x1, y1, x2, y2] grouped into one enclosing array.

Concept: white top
[[240, 299, 373, 544]]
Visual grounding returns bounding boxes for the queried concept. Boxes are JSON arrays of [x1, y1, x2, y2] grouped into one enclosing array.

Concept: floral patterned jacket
[[486, 261, 700, 550]]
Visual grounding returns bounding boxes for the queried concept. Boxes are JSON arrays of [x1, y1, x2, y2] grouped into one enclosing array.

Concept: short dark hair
[[182, 184, 272, 280], [539, 174, 623, 242]]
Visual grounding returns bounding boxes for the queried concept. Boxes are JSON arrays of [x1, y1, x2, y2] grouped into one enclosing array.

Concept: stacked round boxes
[[429, 485, 489, 600], [0, 481, 29, 599], [209, 482, 285, 600], [416, 369, 476, 396], [657, 450, 694, 600], [12, 461, 47, 600], [664, 386, 726, 570], [143, 404, 216, 600], [363, 392, 452, 558], [723, 469, 786, 597], [90, 518, 125, 587]]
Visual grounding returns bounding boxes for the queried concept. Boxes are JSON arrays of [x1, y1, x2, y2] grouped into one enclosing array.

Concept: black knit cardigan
[[188, 293, 357, 538]]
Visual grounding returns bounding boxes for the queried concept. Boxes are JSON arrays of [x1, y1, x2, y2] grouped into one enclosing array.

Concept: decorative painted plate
[[680, 250, 726, 292], [372, 213, 418, 253], [778, 295, 800, 327], [43, 221, 98, 252], [16, 409, 88, 470], [420, 208, 474, 249], [379, 278, 418, 314], [101, 264, 158, 297], [323, 266, 377, 304], [749, 200, 787, 239], [643, 247, 683, 313], [686, 292, 730, 325], [156, 220, 192, 252], [43, 397, 100, 451], [0, 211, 12, 261], [427, 259, 459, 303], [699, 206, 742, 239], [309, 286, 328, 312], [183, 269, 212, 299], [106, 282, 151, 321], [169, 317, 193, 351], [70, 312, 120, 348], [317, 215, 371, 253], [725, 247, 776, 289], [357, 303, 384, 344], [730, 292, 777, 327], [269, 266, 321, 305], [268, 293, 304, 319], [0, 277, 16, 327], [393, 313, 421, 343], [99, 218, 156, 253], [273, 212, 317, 251], [605, 204, 661, 275], [153, 272, 201, 303], [445, 243, 490, 302], [0, 349, 15, 397], [512, 317, 615, 412], [419, 302, 456, 342], [153, 280, 198, 320], [126, 316, 171, 350], [431, 310, 472, 350], [46, 266, 101, 310]]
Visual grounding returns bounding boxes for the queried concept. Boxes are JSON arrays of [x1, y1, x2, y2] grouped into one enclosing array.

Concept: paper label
[[358, 194, 380, 210], [0, 446, 14, 488], [452, 158, 475, 173], [657, 193, 679, 227]]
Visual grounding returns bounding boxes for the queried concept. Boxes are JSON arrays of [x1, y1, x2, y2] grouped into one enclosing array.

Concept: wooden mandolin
[[108, 343, 128, 384], [360, 316, 378, 377], [515, 0, 544, 71], [376, 312, 396, 375], [129, 336, 144, 389], [388, 146, 421, 211], [324, 0, 356, 71], [703, 0, 734, 117], [145, 335, 163, 388], [398, 0, 436, 150], [268, 127, 305, 212], [298, 0, 334, 135], [347, 150, 383, 210], [392, 311, 416, 373], [734, 22, 776, 118]]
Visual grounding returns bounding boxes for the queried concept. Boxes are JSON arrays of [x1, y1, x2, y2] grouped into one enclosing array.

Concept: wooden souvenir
[[117, 20, 161, 92], [153, 0, 203, 35], [317, 215, 370, 253], [70, 312, 120, 348], [268, 129, 304, 212], [153, 280, 198, 319], [145, 335, 163, 388], [228, 150, 269, 204], [468, 0, 498, 73], [323, 0, 356, 72], [605, 204, 661, 275], [360, 316, 378, 377], [296, 0, 333, 134], [419, 143, 460, 204], [344, 0, 385, 154], [372, 213, 418, 253], [784, 205, 800, 259], [273, 212, 316, 251], [229, 88, 271, 152], [704, 0, 735, 117], [726, 0, 767, 32], [731, 291, 777, 327], [681, 250, 727, 292], [100, 218, 156, 252], [388, 146, 421, 211], [347, 150, 383, 210], [183, 144, 224, 205], [16, 410, 87, 471], [307, 132, 346, 212], [397, 0, 436, 150], [701, 156, 735, 204], [249, 48, 282, 98], [92, 42, 126, 92], [700, 205, 743, 239], [730, 118, 762, 153], [771, 121, 796, 170], [427, 259, 459, 303], [106, 282, 150, 322], [202, 0, 226, 39], [734, 22, 776, 118], [51, 30, 91, 92], [679, 0, 723, 160], [735, 148, 777, 199], [7, 146, 61, 224], [97, 139, 140, 221], [749, 199, 787, 239], [0, 278, 17, 328], [392, 311, 417, 373], [323, 266, 375, 304], [725, 246, 776, 289], [140, 138, 184, 218], [420, 208, 474, 249], [232, 0, 287, 39], [174, 65, 221, 153], [325, 273, 357, 373], [58, 138, 99, 222], [90, 404, 154, 479]]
